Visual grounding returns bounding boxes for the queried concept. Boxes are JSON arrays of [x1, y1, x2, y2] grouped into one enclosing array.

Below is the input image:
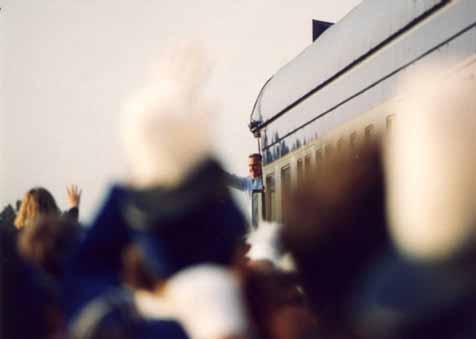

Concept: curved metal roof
[[251, 0, 448, 131]]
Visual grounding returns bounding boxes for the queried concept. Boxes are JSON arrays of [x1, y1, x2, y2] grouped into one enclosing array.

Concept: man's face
[[248, 156, 262, 178]]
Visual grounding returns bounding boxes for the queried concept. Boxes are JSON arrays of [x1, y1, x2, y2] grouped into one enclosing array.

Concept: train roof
[[251, 0, 448, 128], [253, 0, 453, 126], [251, 0, 476, 164]]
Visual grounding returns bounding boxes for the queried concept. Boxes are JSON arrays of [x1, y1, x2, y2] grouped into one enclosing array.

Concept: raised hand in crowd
[[66, 185, 82, 209]]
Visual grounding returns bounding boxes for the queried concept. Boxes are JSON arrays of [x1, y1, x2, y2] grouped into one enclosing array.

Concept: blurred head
[[248, 153, 262, 179], [124, 160, 248, 280], [243, 267, 316, 339], [121, 243, 158, 292], [386, 64, 476, 261], [245, 221, 284, 268], [17, 216, 81, 280], [1, 225, 63, 339], [119, 43, 247, 282], [281, 142, 389, 335], [120, 43, 215, 189], [14, 188, 60, 230]]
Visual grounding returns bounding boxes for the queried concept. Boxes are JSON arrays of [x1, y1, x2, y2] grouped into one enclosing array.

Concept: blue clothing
[[64, 159, 246, 339], [226, 174, 264, 198], [225, 173, 263, 227], [64, 186, 130, 321], [69, 287, 188, 339], [63, 186, 189, 339]]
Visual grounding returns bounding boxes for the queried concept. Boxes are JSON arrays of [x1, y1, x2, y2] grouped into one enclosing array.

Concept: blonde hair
[[14, 188, 60, 229]]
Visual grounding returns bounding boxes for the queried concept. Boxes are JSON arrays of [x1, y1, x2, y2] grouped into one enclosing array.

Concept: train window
[[315, 149, 323, 163], [365, 124, 375, 143], [297, 159, 304, 187], [304, 155, 312, 177], [315, 149, 323, 173], [337, 137, 345, 151], [350, 131, 359, 159], [386, 114, 395, 130], [324, 144, 333, 158], [265, 174, 276, 221], [350, 132, 358, 149], [281, 165, 292, 223]]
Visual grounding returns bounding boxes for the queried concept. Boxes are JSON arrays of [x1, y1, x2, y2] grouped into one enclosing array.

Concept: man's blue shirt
[[226, 174, 263, 197]]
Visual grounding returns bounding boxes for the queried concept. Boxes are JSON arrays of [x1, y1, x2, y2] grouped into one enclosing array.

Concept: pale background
[[0, 0, 361, 222]]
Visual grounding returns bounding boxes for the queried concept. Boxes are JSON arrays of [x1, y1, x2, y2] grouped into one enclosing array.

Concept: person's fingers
[[67, 185, 81, 200]]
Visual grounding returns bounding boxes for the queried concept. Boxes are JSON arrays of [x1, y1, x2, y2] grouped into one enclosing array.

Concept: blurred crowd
[[2, 47, 476, 339]]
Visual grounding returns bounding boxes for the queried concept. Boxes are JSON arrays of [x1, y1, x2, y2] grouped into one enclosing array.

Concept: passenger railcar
[[249, 0, 476, 223]]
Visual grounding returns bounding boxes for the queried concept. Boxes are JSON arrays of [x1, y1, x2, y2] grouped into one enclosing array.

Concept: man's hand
[[67, 185, 82, 209]]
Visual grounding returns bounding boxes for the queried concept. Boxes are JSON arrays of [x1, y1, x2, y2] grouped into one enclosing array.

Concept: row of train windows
[[325, 114, 394, 156], [264, 114, 394, 221], [312, 114, 395, 168]]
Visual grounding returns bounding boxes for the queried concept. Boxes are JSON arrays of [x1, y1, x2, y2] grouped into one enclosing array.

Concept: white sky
[[0, 0, 361, 221]]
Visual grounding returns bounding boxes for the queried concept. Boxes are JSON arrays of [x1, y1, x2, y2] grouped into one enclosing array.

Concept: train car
[[249, 0, 476, 223]]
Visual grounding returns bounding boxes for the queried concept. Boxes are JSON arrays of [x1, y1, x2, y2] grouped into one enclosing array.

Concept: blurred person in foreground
[[0, 203, 17, 227], [1, 216, 67, 339], [281, 63, 476, 339], [3, 186, 82, 339], [64, 43, 251, 339], [242, 222, 319, 339], [18, 215, 82, 284], [371, 64, 476, 339], [14, 216, 83, 339], [281, 143, 389, 339], [14, 185, 81, 230], [0, 203, 19, 258]]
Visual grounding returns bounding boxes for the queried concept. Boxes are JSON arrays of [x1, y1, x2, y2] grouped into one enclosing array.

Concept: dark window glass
[[281, 166, 291, 223], [337, 137, 345, 151], [325, 144, 333, 158], [265, 174, 276, 221], [315, 149, 323, 174], [365, 125, 375, 143], [297, 159, 304, 187], [350, 132, 357, 149], [304, 155, 312, 178]]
